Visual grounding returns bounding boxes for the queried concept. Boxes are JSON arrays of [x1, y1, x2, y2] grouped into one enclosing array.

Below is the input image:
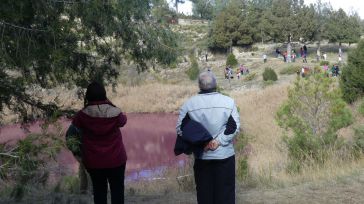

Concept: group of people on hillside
[[276, 45, 308, 63], [224, 64, 250, 80], [330, 64, 340, 76], [277, 45, 345, 65], [299, 64, 341, 78], [67, 72, 240, 204]]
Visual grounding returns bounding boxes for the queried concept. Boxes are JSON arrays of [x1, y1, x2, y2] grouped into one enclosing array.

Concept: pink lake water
[[0, 113, 187, 182]]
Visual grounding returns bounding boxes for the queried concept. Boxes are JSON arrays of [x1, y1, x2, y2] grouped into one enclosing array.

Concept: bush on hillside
[[319, 61, 330, 66], [263, 80, 275, 87], [226, 53, 238, 67], [340, 40, 364, 103], [186, 54, 200, 80], [359, 99, 364, 116], [0, 132, 63, 200], [262, 68, 278, 81], [279, 65, 300, 75], [276, 74, 353, 173], [244, 72, 256, 81], [354, 126, 364, 153]]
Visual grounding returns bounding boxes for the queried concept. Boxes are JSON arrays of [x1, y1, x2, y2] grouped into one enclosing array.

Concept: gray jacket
[[176, 92, 240, 160]]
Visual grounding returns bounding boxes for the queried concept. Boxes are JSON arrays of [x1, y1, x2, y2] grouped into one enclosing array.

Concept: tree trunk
[[175, 0, 179, 14], [339, 42, 342, 56], [316, 41, 321, 62], [287, 33, 292, 63]]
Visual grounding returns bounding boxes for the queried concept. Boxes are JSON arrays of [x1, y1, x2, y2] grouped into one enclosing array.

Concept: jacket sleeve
[[215, 103, 240, 146], [176, 103, 188, 137], [118, 112, 127, 127], [72, 112, 82, 129]]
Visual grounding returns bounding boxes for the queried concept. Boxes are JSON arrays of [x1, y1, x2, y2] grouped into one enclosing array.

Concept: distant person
[[303, 44, 307, 56], [323, 64, 329, 72], [335, 65, 340, 76], [291, 50, 296, 62], [276, 48, 281, 58], [176, 72, 240, 204], [331, 65, 336, 77], [240, 64, 249, 75], [339, 47, 342, 57], [283, 51, 287, 62], [323, 52, 327, 60], [69, 82, 127, 204], [239, 64, 244, 75], [338, 54, 342, 64], [263, 53, 267, 63], [302, 53, 307, 63], [316, 49, 321, 62], [300, 47, 304, 58], [224, 67, 229, 79], [323, 64, 329, 77], [236, 68, 241, 79]]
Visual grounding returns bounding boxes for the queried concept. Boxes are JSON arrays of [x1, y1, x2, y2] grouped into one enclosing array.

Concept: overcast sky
[[175, 0, 364, 18]]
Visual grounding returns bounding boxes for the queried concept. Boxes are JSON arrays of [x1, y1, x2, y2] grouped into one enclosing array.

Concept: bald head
[[198, 71, 217, 91]]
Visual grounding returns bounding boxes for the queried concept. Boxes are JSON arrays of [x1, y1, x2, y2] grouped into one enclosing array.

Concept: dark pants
[[87, 165, 126, 204], [194, 155, 235, 204]]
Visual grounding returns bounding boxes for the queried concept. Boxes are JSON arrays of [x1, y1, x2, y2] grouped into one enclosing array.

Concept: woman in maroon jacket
[[72, 82, 127, 204]]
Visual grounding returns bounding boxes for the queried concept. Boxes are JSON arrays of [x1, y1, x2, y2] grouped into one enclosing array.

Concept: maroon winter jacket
[[72, 101, 127, 169]]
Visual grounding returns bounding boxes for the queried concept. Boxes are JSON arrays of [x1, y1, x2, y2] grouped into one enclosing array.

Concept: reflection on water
[[0, 113, 187, 182], [126, 166, 167, 182], [125, 158, 188, 182]]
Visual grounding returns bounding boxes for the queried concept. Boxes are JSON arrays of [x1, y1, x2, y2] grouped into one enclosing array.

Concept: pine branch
[[0, 152, 19, 158], [0, 21, 47, 32]]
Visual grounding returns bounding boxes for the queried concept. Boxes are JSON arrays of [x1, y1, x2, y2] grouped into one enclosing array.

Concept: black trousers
[[87, 165, 126, 204], [194, 155, 235, 204]]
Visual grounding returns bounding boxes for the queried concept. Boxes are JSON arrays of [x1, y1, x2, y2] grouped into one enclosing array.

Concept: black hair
[[84, 82, 107, 107]]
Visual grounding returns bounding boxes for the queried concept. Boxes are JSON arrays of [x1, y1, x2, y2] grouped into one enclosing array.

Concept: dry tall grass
[[108, 83, 198, 113], [231, 81, 364, 187], [231, 84, 289, 185]]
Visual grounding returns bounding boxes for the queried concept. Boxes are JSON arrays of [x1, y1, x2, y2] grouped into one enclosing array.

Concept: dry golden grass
[[108, 83, 198, 113], [231, 84, 289, 181], [1, 82, 198, 124], [230, 82, 364, 188]]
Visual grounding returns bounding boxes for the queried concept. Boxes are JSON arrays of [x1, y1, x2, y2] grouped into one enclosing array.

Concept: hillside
[[1, 19, 364, 204]]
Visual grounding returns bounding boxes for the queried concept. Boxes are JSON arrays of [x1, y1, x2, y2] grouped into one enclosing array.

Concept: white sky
[[175, 0, 364, 18], [305, 0, 364, 18]]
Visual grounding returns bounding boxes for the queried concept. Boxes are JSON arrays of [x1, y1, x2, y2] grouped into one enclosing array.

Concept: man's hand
[[204, 139, 220, 151]]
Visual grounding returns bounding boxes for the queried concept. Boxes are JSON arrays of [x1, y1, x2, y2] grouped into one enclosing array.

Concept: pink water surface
[[0, 113, 186, 181]]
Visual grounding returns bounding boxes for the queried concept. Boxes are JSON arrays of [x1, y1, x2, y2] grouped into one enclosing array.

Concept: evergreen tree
[[340, 40, 364, 103], [0, 0, 178, 120], [208, 1, 244, 49], [325, 8, 361, 46], [192, 0, 214, 20], [174, 0, 186, 14], [151, 0, 177, 24], [208, 0, 319, 49]]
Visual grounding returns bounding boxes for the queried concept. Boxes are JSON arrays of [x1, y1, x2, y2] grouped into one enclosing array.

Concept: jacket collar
[[87, 100, 115, 107], [198, 89, 217, 94]]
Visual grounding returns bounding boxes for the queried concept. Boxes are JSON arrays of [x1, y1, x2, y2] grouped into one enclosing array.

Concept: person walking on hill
[[276, 48, 281, 58], [283, 51, 287, 62], [176, 71, 241, 204], [263, 53, 267, 63], [70, 82, 127, 204], [303, 44, 307, 56], [300, 47, 304, 58], [323, 52, 327, 60]]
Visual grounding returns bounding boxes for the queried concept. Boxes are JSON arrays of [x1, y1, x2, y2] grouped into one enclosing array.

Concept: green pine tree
[[340, 40, 364, 103]]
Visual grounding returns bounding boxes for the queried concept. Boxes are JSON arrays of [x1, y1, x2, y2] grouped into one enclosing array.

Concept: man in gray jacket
[[176, 71, 240, 204]]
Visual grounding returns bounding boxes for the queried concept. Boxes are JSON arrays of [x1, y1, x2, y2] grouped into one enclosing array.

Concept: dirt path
[[126, 171, 364, 204], [3, 175, 364, 204]]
